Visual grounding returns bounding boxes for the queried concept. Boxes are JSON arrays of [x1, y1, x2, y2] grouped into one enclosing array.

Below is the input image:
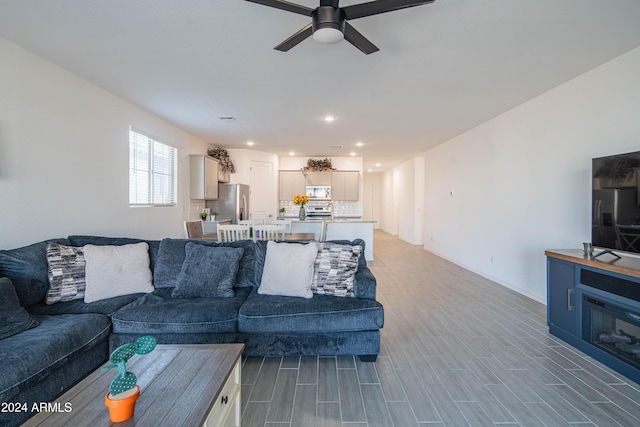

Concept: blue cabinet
[[547, 258, 578, 336], [546, 249, 640, 383]]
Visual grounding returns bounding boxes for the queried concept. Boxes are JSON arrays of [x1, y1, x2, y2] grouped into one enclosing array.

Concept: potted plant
[[200, 211, 208, 221], [293, 194, 310, 220], [210, 211, 218, 221], [279, 207, 285, 216], [103, 335, 156, 422]]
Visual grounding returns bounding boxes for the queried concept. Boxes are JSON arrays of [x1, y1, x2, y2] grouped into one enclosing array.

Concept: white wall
[[423, 46, 640, 303], [227, 149, 279, 186], [397, 157, 425, 245], [379, 168, 399, 235], [362, 173, 381, 228], [226, 148, 279, 219], [0, 38, 209, 249]]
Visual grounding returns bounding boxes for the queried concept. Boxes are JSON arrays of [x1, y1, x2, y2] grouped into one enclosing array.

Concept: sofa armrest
[[354, 265, 377, 300]]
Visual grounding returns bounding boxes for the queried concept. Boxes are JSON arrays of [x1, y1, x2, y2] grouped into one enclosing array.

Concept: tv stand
[[546, 249, 640, 383], [593, 249, 621, 259]]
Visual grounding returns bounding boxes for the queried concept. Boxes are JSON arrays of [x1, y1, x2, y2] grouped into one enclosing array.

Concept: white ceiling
[[2, 0, 640, 171]]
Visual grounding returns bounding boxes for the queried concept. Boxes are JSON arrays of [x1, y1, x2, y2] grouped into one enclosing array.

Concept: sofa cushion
[[153, 238, 257, 288], [45, 243, 86, 304], [112, 286, 252, 334], [0, 238, 70, 307], [0, 313, 110, 411], [27, 293, 146, 317], [258, 241, 318, 298], [67, 235, 160, 272], [83, 242, 154, 303], [238, 288, 384, 334], [0, 278, 39, 340], [172, 244, 244, 298], [312, 242, 362, 297]]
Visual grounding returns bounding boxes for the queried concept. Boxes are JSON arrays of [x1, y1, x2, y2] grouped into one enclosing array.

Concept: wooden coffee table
[[23, 343, 244, 427]]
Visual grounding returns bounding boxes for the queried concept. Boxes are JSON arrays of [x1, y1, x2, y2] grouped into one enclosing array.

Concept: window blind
[[129, 128, 177, 206]]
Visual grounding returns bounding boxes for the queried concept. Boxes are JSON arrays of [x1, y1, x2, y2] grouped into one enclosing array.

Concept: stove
[[306, 205, 333, 218]]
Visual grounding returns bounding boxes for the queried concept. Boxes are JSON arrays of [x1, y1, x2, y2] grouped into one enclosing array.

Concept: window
[[129, 128, 177, 206]]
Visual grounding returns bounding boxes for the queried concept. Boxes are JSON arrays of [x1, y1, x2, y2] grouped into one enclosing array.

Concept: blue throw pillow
[[0, 277, 39, 340], [171, 243, 244, 298]]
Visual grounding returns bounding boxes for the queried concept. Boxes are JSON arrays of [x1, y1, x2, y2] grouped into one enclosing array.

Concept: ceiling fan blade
[[344, 22, 379, 55], [342, 0, 435, 20], [245, 0, 313, 16], [274, 23, 313, 52], [320, 0, 340, 7]]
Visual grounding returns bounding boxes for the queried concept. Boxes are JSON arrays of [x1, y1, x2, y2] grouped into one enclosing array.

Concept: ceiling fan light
[[313, 27, 344, 44]]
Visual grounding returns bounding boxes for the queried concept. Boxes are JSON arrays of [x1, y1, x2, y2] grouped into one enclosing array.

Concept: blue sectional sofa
[[0, 235, 383, 427]]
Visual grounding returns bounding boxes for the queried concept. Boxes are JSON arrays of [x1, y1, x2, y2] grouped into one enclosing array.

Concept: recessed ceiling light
[[324, 115, 335, 123], [289, 151, 295, 156], [375, 163, 381, 167], [356, 142, 363, 147], [367, 169, 373, 172], [246, 141, 254, 146], [350, 152, 356, 156]]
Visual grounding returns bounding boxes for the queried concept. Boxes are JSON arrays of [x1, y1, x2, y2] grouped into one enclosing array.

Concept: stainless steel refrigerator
[[592, 188, 639, 249], [206, 184, 250, 224]]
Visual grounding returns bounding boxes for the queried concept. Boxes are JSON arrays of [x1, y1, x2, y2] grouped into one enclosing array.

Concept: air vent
[[218, 116, 235, 121], [330, 145, 343, 149]]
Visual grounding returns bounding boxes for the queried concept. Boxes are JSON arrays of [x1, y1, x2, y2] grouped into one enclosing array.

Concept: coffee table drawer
[[204, 358, 241, 427]]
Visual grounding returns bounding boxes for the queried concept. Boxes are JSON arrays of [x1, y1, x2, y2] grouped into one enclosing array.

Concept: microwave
[[306, 185, 331, 200]]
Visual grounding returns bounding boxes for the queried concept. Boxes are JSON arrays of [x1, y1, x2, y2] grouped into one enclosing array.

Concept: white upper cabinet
[[331, 171, 359, 201], [190, 155, 219, 200], [279, 171, 306, 201], [305, 172, 332, 186]]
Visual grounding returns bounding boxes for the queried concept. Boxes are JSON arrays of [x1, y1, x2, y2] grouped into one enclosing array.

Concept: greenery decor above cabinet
[[190, 155, 219, 200]]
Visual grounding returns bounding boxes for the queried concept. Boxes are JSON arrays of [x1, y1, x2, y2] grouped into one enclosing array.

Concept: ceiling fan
[[246, 0, 436, 55]]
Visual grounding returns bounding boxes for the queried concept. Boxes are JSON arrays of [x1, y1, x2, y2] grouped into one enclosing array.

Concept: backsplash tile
[[278, 200, 360, 218]]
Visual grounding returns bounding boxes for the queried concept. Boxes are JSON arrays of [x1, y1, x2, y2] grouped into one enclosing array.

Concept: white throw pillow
[[258, 241, 318, 298], [83, 243, 154, 303]]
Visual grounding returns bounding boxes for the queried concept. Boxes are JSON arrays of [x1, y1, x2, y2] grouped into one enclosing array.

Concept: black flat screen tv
[[592, 150, 640, 254]]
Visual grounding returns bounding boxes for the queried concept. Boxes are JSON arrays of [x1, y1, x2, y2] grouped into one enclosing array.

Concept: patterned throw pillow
[[311, 242, 362, 297], [45, 243, 86, 304]]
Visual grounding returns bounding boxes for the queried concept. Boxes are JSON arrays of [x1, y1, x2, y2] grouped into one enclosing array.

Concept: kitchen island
[[284, 218, 376, 261]]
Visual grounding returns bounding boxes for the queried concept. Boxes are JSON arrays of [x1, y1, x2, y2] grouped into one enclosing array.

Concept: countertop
[[278, 217, 375, 223]]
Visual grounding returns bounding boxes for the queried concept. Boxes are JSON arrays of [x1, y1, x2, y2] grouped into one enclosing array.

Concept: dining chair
[[217, 224, 250, 242], [252, 224, 286, 242], [616, 224, 640, 252], [265, 219, 292, 233], [184, 221, 218, 240]]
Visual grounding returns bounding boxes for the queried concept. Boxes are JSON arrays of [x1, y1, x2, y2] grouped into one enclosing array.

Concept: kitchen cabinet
[[279, 171, 306, 201], [190, 155, 219, 200], [331, 171, 359, 201], [305, 172, 332, 186]]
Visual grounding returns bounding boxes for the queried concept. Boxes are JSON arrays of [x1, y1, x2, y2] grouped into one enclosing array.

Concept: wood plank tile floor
[[240, 231, 640, 426]]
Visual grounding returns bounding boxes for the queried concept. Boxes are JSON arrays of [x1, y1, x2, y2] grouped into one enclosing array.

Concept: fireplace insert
[[582, 294, 640, 370]]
